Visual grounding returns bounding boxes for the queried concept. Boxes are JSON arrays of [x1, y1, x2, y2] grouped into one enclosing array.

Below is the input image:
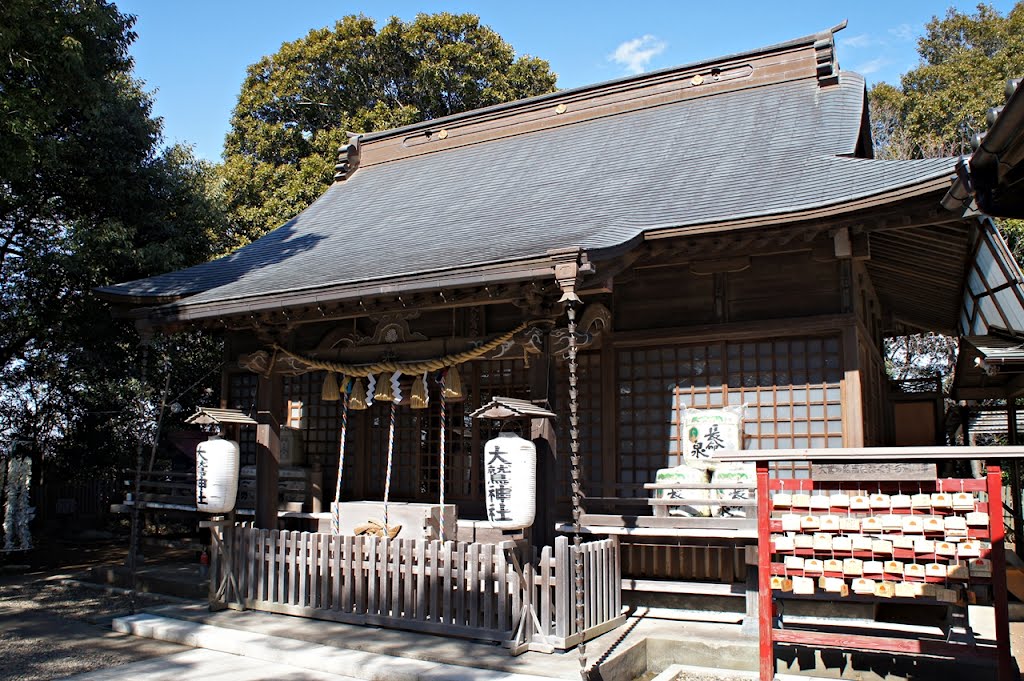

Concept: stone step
[[113, 613, 559, 681]]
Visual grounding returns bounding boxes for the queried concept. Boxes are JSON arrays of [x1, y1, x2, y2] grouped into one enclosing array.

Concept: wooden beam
[[611, 313, 854, 349], [715, 445, 1024, 462]]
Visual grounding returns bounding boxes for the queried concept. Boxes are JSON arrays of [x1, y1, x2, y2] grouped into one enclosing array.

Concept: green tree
[[221, 13, 558, 249], [869, 2, 1024, 159], [866, 3, 1024, 388], [0, 1, 225, 478]]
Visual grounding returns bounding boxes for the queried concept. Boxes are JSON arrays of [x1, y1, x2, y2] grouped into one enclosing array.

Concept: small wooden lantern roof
[[185, 407, 257, 426], [469, 397, 555, 421]]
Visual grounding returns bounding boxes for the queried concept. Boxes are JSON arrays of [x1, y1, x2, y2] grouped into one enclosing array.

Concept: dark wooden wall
[[221, 231, 895, 519]]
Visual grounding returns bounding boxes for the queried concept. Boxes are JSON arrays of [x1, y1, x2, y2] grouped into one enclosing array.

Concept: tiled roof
[[100, 66, 955, 311]]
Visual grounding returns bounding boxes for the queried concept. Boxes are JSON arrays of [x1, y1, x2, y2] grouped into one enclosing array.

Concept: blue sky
[[115, 1, 1017, 162]]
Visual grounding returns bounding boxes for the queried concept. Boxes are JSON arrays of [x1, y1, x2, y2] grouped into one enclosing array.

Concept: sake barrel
[[483, 432, 536, 530], [196, 437, 240, 513]]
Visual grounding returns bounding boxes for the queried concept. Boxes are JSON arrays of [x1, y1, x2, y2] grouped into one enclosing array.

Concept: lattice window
[[458, 358, 530, 503], [556, 351, 602, 501], [226, 373, 257, 466], [283, 372, 338, 469], [362, 358, 531, 506], [617, 336, 844, 487]]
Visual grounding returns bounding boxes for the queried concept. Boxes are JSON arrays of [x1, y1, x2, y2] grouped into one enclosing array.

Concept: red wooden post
[[757, 460, 773, 681], [987, 461, 1014, 681]]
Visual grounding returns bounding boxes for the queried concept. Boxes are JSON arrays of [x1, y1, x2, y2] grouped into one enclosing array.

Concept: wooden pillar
[[600, 333, 617, 500], [529, 328, 557, 550], [840, 324, 864, 447], [756, 461, 773, 681], [1009, 402, 1024, 558], [987, 460, 1014, 681], [255, 371, 282, 529]]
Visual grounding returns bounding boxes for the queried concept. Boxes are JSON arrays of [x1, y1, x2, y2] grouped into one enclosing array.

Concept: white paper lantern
[[196, 437, 240, 513], [483, 433, 536, 530]]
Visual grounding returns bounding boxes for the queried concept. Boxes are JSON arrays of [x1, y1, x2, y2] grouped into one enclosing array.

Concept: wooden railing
[[508, 535, 623, 653], [114, 466, 311, 513], [208, 523, 624, 653]]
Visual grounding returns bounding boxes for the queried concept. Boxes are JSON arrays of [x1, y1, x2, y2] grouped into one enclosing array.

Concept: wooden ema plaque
[[756, 455, 1013, 681]]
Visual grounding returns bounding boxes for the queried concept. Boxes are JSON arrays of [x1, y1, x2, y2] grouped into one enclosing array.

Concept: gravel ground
[[0, 578, 187, 681]]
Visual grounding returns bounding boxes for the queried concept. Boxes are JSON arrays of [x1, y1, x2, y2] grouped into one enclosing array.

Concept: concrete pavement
[[113, 613, 563, 681], [59, 647, 364, 680]]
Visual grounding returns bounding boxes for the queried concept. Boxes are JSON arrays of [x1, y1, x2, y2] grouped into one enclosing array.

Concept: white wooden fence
[[208, 523, 624, 652]]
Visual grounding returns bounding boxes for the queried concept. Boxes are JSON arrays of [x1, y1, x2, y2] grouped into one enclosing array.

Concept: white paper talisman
[[926, 562, 947, 578], [770, 575, 793, 591], [935, 541, 957, 557], [931, 492, 952, 509], [824, 558, 843, 574], [784, 555, 805, 570], [813, 534, 833, 551], [923, 516, 944, 533], [850, 494, 870, 510], [869, 493, 891, 510]]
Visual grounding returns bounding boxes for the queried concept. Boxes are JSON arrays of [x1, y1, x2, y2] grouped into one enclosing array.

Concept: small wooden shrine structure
[[100, 22, 1024, 676]]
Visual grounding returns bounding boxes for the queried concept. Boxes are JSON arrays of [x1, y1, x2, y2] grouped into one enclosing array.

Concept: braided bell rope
[[331, 391, 349, 535], [272, 323, 526, 377], [384, 399, 397, 528], [438, 373, 447, 542]]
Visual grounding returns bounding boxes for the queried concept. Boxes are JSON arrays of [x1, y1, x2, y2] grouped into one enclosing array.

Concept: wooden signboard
[[810, 462, 936, 482]]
